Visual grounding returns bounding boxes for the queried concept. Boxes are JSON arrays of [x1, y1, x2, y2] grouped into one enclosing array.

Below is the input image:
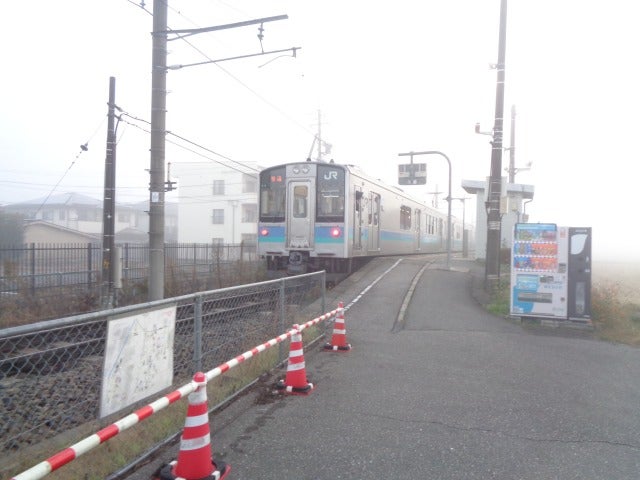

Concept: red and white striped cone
[[155, 372, 230, 480], [324, 301, 351, 351], [276, 325, 314, 395]]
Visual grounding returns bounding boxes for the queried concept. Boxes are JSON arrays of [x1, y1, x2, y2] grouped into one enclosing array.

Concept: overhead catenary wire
[[32, 116, 108, 216], [119, 111, 260, 177], [124, 0, 317, 141]]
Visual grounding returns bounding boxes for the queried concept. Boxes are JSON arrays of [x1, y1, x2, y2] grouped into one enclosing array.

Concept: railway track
[[0, 282, 319, 453]]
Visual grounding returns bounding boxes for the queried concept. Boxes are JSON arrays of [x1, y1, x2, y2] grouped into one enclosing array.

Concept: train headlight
[[260, 228, 269, 236], [330, 227, 342, 238], [292, 165, 310, 175]]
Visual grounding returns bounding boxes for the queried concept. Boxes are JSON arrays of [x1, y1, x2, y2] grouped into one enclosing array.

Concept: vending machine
[[566, 227, 592, 322], [510, 223, 591, 323]]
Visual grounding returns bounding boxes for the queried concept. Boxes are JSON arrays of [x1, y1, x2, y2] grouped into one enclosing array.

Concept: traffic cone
[[276, 325, 314, 395], [324, 301, 351, 351], [154, 372, 230, 480]]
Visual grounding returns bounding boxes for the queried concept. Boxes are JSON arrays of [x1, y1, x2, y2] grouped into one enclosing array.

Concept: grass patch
[[3, 350, 281, 480], [483, 269, 640, 347], [591, 281, 640, 346], [485, 280, 510, 317]]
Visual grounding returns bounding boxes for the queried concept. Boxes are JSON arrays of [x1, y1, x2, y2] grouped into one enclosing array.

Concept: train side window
[[400, 205, 411, 230], [368, 194, 380, 225], [427, 215, 435, 235], [373, 195, 379, 226]]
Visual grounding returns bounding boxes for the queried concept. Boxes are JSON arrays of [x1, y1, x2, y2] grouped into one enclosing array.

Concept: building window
[[42, 210, 54, 221], [118, 212, 130, 223], [241, 203, 257, 223], [78, 209, 99, 221], [242, 174, 257, 193], [58, 211, 66, 221], [211, 209, 224, 224], [212, 237, 224, 245], [212, 179, 225, 195]]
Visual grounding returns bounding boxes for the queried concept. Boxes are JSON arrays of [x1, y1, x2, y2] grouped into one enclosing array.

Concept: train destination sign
[[398, 163, 426, 185]]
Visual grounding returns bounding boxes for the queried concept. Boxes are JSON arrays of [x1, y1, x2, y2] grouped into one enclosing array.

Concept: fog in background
[[1, 1, 638, 262]]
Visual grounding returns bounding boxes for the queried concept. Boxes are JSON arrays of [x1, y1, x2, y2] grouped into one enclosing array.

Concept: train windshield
[[316, 164, 345, 222], [259, 168, 286, 222]]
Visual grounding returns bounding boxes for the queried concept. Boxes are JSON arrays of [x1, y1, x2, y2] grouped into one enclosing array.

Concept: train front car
[[258, 162, 348, 281]]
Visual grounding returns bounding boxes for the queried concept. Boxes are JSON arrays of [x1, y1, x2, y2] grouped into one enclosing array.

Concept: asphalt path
[[129, 256, 640, 480]]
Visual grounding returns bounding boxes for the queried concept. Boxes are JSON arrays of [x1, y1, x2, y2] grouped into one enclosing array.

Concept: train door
[[353, 187, 364, 250], [368, 192, 380, 251], [414, 209, 421, 251], [286, 181, 314, 249]]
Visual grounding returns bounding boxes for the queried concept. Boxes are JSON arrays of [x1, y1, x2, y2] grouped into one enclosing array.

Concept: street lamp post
[[451, 197, 470, 258], [398, 150, 452, 270]]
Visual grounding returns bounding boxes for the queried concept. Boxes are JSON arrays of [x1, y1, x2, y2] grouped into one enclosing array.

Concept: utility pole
[[316, 110, 322, 161], [149, 0, 168, 301], [485, 0, 508, 291], [508, 105, 516, 183], [147, 4, 295, 302], [102, 76, 117, 308]]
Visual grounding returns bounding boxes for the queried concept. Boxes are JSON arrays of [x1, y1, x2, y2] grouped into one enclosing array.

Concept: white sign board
[[100, 304, 176, 418], [398, 163, 426, 185]]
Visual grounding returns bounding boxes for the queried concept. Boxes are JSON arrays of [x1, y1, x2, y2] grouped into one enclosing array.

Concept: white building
[[462, 177, 535, 260], [2, 192, 178, 243], [172, 162, 262, 245]]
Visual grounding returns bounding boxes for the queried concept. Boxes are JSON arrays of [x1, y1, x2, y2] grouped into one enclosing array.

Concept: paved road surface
[[129, 256, 640, 480]]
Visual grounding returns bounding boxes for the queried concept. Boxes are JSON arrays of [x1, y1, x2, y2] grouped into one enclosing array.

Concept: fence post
[[194, 294, 203, 372], [321, 271, 326, 316], [193, 243, 197, 285], [87, 243, 93, 291], [278, 278, 286, 363], [124, 243, 130, 283], [29, 243, 36, 295]]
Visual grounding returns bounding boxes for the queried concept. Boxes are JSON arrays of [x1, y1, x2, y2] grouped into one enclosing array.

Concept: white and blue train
[[257, 160, 472, 282]]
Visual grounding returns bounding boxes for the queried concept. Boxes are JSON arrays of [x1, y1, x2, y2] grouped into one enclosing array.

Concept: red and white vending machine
[[510, 223, 591, 324]]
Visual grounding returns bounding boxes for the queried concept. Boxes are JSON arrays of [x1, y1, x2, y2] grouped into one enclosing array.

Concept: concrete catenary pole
[[149, 0, 168, 300], [102, 76, 117, 308], [485, 0, 508, 291], [508, 105, 516, 183]]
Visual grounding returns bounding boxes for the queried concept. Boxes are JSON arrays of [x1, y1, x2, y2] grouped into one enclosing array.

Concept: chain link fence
[[0, 272, 326, 465]]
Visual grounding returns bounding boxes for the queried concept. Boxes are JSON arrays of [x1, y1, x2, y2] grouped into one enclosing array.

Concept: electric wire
[[17, 2, 299, 207], [32, 116, 107, 216], [124, 0, 152, 16], [126, 0, 316, 140], [118, 111, 260, 177], [175, 34, 314, 139]]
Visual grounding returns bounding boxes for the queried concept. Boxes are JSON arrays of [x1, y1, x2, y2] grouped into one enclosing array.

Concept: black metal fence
[[0, 242, 258, 294], [0, 271, 327, 478], [0, 243, 263, 323]]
